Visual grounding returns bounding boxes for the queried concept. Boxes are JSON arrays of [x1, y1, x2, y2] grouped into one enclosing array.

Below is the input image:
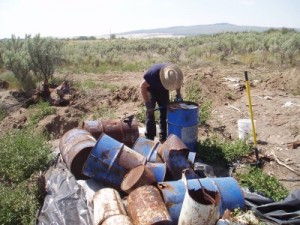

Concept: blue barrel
[[145, 162, 167, 182], [212, 177, 246, 214], [82, 133, 146, 190], [132, 136, 160, 162], [158, 177, 245, 223], [167, 101, 199, 152]]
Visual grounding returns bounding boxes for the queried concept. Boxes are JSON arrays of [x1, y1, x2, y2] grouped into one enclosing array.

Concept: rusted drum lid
[[121, 165, 156, 193]]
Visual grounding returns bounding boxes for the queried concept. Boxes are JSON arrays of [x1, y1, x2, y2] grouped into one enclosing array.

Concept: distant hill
[[111, 23, 299, 39]]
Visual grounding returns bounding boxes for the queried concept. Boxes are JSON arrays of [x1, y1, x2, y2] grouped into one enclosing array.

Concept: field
[[0, 31, 300, 223], [1, 61, 300, 192]]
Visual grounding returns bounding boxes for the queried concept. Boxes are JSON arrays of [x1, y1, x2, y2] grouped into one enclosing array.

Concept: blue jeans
[[145, 89, 169, 142]]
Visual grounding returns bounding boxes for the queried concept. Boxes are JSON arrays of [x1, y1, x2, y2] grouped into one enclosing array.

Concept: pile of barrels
[[59, 118, 246, 225]]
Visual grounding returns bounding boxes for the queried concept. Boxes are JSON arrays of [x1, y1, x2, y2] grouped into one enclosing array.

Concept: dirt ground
[[1, 64, 300, 193]]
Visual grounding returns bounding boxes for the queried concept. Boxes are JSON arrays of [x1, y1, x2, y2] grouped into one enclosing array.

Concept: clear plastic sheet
[[36, 159, 93, 225]]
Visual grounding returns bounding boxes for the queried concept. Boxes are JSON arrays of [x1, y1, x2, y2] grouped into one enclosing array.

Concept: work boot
[[159, 134, 166, 143], [145, 134, 154, 141]]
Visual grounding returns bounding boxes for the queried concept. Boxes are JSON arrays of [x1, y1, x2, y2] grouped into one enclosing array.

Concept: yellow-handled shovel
[[244, 71, 263, 167]]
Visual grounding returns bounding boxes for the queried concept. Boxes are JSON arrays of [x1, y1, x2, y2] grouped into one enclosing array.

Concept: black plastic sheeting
[[36, 159, 95, 225], [244, 189, 300, 225]]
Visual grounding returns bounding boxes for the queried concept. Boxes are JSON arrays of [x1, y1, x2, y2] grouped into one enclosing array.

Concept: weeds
[[197, 136, 252, 164], [92, 106, 116, 119], [101, 82, 118, 92], [28, 101, 56, 126], [74, 79, 118, 94], [0, 128, 52, 224], [0, 128, 52, 182], [0, 179, 39, 225], [76, 79, 97, 92], [184, 81, 201, 103], [199, 99, 212, 125], [135, 106, 146, 123], [236, 167, 289, 201]]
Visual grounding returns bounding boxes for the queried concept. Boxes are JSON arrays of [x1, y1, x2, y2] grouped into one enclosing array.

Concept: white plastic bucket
[[237, 119, 256, 139]]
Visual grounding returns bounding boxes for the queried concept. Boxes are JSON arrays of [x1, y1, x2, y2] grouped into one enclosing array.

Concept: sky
[[1, 0, 300, 39]]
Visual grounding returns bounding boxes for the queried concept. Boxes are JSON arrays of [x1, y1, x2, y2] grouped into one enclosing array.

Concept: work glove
[[145, 102, 154, 115], [174, 94, 183, 102]]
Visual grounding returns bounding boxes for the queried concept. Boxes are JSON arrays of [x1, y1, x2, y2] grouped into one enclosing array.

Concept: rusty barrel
[[157, 134, 197, 180], [132, 136, 160, 162], [158, 177, 245, 224], [82, 118, 139, 148], [127, 185, 173, 225], [59, 128, 96, 179], [101, 215, 133, 225], [93, 188, 128, 225], [167, 101, 199, 152], [121, 165, 156, 194], [82, 133, 146, 190]]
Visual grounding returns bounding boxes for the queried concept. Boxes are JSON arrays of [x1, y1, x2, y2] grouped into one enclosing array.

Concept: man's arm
[[175, 88, 183, 102], [140, 80, 150, 103]]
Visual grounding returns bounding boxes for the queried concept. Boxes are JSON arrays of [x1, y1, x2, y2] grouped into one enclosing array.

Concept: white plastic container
[[237, 119, 256, 140]]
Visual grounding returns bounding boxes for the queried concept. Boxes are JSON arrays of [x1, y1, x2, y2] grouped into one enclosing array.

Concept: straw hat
[[159, 64, 183, 91]]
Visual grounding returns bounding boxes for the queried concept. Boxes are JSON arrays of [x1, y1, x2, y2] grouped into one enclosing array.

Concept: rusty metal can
[[121, 165, 156, 194], [101, 215, 133, 225], [93, 188, 127, 225], [127, 185, 173, 225], [59, 128, 96, 179], [157, 134, 197, 180], [82, 117, 139, 148]]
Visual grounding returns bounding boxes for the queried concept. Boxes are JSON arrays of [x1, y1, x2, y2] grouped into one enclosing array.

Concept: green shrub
[[236, 167, 289, 201], [0, 179, 39, 225], [0, 70, 21, 89], [198, 136, 252, 164], [0, 128, 52, 182], [0, 127, 52, 224]]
